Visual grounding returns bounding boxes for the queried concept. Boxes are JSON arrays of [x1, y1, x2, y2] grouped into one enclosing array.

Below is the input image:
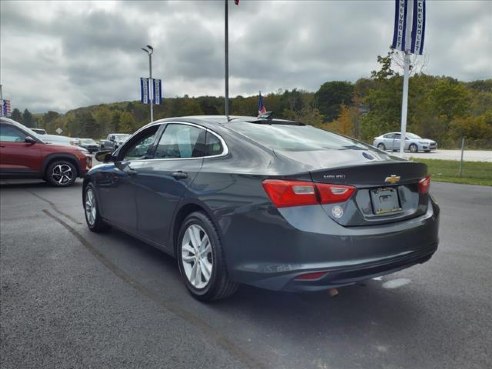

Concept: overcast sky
[[1, 0, 491, 113]]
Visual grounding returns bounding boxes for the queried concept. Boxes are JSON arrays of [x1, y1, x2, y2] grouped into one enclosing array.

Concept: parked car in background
[[0, 117, 92, 186], [99, 133, 130, 151], [40, 134, 78, 146], [83, 115, 439, 301], [78, 138, 99, 153], [373, 132, 437, 153], [39, 134, 88, 154]]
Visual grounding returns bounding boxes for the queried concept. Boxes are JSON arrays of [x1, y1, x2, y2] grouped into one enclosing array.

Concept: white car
[[373, 132, 437, 153], [36, 134, 89, 154]]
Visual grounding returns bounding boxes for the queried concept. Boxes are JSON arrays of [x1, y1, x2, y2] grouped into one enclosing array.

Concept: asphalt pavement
[[1, 179, 491, 369]]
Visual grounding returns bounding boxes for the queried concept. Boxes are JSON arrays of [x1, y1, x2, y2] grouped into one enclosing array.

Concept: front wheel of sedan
[[177, 212, 238, 301], [84, 183, 110, 232], [409, 144, 418, 153], [377, 143, 386, 151]]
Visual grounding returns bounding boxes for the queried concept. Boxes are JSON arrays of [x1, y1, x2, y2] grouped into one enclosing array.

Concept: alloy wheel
[[51, 164, 74, 185], [85, 188, 97, 226], [181, 224, 213, 289]]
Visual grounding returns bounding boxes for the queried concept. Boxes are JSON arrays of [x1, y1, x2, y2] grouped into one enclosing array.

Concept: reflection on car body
[[83, 116, 439, 301]]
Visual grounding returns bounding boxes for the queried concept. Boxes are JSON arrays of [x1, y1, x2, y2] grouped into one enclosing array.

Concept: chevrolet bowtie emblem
[[385, 175, 401, 184]]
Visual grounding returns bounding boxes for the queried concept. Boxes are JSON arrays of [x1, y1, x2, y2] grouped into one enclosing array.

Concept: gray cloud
[[1, 0, 491, 113]]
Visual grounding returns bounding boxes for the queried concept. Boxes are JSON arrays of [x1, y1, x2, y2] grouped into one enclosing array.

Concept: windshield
[[81, 139, 97, 144], [114, 134, 130, 141], [228, 122, 372, 152]]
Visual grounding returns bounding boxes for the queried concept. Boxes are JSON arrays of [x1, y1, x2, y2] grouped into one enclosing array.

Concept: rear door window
[[154, 124, 207, 159]]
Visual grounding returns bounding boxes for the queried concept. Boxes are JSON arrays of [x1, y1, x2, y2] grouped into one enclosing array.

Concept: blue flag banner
[[392, 0, 426, 55], [1, 99, 11, 117], [410, 0, 426, 55], [392, 0, 409, 52], [153, 79, 162, 105], [140, 78, 149, 104]]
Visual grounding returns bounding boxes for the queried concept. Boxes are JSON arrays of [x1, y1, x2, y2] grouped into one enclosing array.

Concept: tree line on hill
[[12, 54, 492, 149]]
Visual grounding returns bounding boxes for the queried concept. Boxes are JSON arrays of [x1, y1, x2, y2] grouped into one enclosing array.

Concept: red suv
[[0, 117, 92, 186]]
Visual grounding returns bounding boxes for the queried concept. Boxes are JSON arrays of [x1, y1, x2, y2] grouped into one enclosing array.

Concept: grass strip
[[410, 158, 492, 186]]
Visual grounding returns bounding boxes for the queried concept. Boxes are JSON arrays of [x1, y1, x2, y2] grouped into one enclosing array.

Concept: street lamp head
[[141, 45, 153, 54]]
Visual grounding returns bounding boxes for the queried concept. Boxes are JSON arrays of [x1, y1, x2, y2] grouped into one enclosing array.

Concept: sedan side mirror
[[25, 136, 37, 145]]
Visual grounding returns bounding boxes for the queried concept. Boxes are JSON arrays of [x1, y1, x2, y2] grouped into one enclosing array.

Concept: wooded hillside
[[13, 57, 492, 149]]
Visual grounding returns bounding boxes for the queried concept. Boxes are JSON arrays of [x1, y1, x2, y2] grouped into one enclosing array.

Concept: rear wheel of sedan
[[177, 212, 238, 301], [84, 183, 109, 232], [377, 143, 386, 151], [46, 160, 77, 187], [409, 144, 418, 153]]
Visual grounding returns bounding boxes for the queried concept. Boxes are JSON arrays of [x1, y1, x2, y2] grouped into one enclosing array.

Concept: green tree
[[315, 81, 354, 122], [370, 50, 397, 80], [330, 104, 357, 136], [40, 111, 60, 132], [119, 112, 137, 133], [22, 109, 34, 127], [172, 96, 203, 117], [360, 76, 403, 141], [428, 78, 470, 121], [93, 106, 112, 135], [11, 108, 22, 122], [110, 111, 122, 134]]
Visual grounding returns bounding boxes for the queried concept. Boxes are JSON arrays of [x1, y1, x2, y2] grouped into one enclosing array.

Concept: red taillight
[[316, 183, 356, 204], [262, 180, 356, 208], [418, 176, 431, 194]]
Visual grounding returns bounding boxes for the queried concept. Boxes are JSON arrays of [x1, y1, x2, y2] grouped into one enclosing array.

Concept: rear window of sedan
[[228, 122, 369, 152]]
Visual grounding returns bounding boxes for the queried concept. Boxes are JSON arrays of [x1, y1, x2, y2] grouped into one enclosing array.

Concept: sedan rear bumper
[[223, 198, 439, 292], [262, 246, 436, 292]]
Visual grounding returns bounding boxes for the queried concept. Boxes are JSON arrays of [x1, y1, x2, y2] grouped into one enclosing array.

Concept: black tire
[[46, 160, 77, 187], [177, 212, 238, 302], [83, 183, 110, 232], [409, 144, 418, 153], [377, 143, 386, 151]]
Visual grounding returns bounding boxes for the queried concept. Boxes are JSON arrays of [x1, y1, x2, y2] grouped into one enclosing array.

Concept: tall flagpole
[[391, 0, 426, 157], [399, 52, 410, 156], [224, 0, 230, 119]]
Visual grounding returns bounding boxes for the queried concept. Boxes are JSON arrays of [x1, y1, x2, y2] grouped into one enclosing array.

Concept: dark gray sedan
[[83, 116, 439, 301]]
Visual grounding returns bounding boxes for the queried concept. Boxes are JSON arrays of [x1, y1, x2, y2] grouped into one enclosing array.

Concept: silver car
[[36, 134, 89, 154], [373, 132, 437, 153]]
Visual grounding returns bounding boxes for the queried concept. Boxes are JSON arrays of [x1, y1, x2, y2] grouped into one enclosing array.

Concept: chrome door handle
[[171, 171, 188, 180]]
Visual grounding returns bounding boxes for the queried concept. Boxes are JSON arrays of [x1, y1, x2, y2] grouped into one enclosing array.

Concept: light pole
[[141, 45, 154, 122], [224, 0, 229, 118]]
